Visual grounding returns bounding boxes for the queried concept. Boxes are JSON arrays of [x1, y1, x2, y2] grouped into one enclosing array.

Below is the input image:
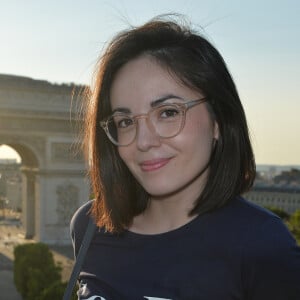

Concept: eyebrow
[[111, 94, 184, 115], [111, 107, 131, 114], [150, 94, 184, 107]]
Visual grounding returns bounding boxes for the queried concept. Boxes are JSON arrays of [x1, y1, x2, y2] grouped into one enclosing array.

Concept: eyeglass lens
[[107, 104, 184, 146]]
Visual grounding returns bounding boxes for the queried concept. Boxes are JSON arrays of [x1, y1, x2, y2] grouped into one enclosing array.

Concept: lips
[[140, 157, 172, 172]]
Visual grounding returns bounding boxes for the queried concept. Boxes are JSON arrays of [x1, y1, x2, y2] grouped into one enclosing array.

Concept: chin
[[141, 182, 180, 198]]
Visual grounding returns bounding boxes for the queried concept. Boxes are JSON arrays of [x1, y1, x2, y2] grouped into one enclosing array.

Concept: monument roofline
[[0, 73, 85, 93], [0, 74, 87, 113]]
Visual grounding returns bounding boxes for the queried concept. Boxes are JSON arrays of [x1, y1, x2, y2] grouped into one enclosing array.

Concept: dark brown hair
[[83, 17, 256, 232]]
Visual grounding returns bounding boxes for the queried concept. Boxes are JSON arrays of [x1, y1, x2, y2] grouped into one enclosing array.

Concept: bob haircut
[[84, 16, 256, 233]]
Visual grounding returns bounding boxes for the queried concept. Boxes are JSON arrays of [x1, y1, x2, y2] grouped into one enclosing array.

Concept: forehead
[[110, 55, 200, 110]]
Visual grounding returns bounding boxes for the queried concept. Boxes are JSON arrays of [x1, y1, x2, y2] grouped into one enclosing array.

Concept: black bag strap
[[63, 217, 97, 300]]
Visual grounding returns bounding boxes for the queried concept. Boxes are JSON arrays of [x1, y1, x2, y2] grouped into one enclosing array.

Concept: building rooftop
[[251, 184, 300, 193]]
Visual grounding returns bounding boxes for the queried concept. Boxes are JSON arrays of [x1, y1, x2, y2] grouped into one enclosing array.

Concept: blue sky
[[0, 0, 299, 165]]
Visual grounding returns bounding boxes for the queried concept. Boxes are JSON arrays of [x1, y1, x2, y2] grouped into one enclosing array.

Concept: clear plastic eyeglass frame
[[100, 97, 207, 146]]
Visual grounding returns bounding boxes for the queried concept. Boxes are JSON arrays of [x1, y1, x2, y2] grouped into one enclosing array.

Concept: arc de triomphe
[[0, 74, 90, 244]]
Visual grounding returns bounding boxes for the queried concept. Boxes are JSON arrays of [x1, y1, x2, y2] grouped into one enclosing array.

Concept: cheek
[[182, 117, 215, 143], [174, 120, 216, 161]]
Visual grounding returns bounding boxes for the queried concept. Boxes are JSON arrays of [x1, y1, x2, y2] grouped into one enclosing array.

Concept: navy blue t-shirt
[[70, 197, 300, 300]]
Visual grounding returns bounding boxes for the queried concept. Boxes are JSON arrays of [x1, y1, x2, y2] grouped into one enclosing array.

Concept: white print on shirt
[[144, 297, 172, 300], [84, 296, 172, 300]]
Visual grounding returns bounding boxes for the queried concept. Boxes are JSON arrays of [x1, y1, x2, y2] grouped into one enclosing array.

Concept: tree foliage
[[39, 281, 77, 300], [14, 243, 62, 300], [287, 209, 300, 245], [264, 206, 290, 221]]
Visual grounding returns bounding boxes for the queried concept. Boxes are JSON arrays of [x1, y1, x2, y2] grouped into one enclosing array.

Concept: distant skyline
[[0, 0, 299, 165]]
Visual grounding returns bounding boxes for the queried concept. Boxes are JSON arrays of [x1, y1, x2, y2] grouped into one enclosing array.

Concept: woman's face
[[110, 55, 219, 199]]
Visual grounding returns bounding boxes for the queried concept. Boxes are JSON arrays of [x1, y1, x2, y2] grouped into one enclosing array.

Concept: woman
[[71, 17, 300, 299]]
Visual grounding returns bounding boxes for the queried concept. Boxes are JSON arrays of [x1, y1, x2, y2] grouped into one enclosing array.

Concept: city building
[[245, 168, 300, 214], [245, 185, 300, 214]]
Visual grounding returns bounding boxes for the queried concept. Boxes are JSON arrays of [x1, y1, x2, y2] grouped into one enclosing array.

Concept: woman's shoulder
[[70, 200, 94, 256], [213, 197, 296, 245], [71, 200, 93, 231], [222, 196, 283, 224], [226, 197, 297, 253], [231, 200, 300, 298]]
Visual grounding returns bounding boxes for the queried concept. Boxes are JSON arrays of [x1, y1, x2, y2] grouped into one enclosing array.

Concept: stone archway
[[0, 74, 89, 244]]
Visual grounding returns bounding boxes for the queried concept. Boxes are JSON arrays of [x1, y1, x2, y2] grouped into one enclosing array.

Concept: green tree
[[264, 206, 290, 221], [287, 209, 300, 245], [14, 243, 62, 300], [39, 281, 77, 300]]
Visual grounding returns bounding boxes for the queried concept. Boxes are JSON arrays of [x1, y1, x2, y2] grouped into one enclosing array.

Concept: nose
[[135, 117, 161, 151]]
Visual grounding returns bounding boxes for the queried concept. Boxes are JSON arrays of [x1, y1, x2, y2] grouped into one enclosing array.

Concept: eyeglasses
[[100, 97, 207, 146]]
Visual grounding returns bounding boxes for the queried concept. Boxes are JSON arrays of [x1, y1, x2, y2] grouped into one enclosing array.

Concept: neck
[[129, 200, 198, 235], [129, 170, 208, 235]]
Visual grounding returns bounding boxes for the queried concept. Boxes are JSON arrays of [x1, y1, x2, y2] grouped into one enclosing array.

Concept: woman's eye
[[117, 118, 134, 128], [160, 108, 180, 118]]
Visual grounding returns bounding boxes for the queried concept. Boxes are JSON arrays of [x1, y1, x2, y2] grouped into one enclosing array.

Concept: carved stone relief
[[56, 183, 79, 226]]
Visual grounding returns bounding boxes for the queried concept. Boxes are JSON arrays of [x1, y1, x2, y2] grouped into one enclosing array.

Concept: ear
[[213, 121, 219, 140]]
